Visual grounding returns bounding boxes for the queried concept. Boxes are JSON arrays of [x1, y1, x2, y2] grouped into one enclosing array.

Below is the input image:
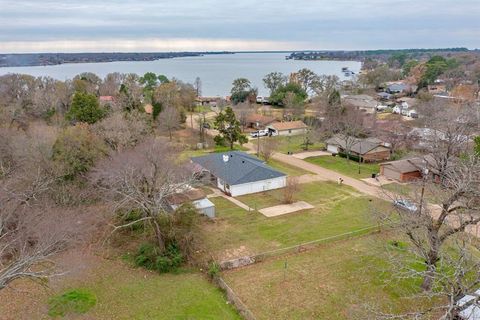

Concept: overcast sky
[[1, 0, 479, 53]]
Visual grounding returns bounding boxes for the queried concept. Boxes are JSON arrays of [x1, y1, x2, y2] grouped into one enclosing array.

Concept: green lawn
[[179, 145, 249, 161], [202, 182, 388, 260], [266, 158, 311, 177], [252, 135, 325, 154], [87, 272, 239, 319], [305, 156, 380, 179], [223, 233, 436, 319], [1, 257, 240, 319], [48, 262, 240, 320], [193, 105, 212, 113]]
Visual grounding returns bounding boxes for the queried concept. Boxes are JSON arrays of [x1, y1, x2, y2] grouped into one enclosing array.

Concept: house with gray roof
[[191, 151, 287, 197], [325, 135, 391, 162]]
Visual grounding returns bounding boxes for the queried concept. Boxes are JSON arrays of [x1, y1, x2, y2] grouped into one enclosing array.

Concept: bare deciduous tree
[[0, 128, 91, 291], [415, 105, 474, 185], [378, 154, 480, 294], [158, 106, 181, 141], [93, 110, 150, 151], [90, 138, 194, 251], [259, 137, 279, 163], [283, 177, 300, 204]]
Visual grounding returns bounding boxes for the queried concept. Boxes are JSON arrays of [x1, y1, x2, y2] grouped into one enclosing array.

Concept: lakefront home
[[191, 151, 286, 197]]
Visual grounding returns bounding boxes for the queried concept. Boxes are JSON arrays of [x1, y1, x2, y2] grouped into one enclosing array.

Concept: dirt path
[[186, 112, 219, 136]]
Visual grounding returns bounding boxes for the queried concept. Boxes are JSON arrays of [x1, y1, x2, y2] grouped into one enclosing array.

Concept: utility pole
[[257, 132, 260, 157], [418, 160, 428, 214], [358, 141, 362, 175], [256, 121, 260, 157]]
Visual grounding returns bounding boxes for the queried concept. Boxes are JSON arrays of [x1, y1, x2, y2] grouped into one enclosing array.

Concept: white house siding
[[217, 178, 232, 194], [229, 176, 287, 197], [276, 128, 307, 136], [327, 144, 339, 154]]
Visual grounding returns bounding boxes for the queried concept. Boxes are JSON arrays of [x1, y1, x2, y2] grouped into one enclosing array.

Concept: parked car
[[376, 105, 389, 112], [250, 130, 268, 138], [202, 122, 211, 129], [256, 96, 270, 104], [393, 199, 418, 212], [407, 110, 418, 118]]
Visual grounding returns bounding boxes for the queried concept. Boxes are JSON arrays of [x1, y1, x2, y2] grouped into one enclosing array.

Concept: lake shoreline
[[0, 53, 361, 96]]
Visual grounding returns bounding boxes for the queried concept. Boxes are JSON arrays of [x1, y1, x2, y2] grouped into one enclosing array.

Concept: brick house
[[379, 158, 424, 182], [379, 155, 439, 183]]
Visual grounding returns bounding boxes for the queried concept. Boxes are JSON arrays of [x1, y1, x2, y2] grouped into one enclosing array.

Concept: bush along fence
[[219, 224, 381, 271]]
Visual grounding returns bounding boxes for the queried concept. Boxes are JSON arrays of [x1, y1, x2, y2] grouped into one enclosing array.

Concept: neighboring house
[[408, 127, 447, 150], [99, 95, 116, 108], [245, 114, 276, 130], [167, 187, 216, 218], [191, 151, 286, 197], [427, 83, 447, 95], [380, 155, 439, 183], [196, 96, 222, 106], [380, 158, 424, 182], [325, 135, 391, 162], [266, 120, 308, 136], [342, 94, 378, 113], [386, 82, 416, 95], [457, 289, 480, 320], [99, 95, 114, 103], [377, 92, 393, 100]]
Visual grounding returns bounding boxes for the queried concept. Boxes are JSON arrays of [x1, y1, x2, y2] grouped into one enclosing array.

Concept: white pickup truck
[[250, 130, 269, 138]]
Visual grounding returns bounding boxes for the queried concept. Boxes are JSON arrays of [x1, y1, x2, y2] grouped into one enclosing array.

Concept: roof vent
[[242, 160, 245, 163]]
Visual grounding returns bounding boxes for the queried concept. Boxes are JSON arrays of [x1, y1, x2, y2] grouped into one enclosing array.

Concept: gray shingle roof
[[325, 135, 389, 155], [191, 151, 286, 185]]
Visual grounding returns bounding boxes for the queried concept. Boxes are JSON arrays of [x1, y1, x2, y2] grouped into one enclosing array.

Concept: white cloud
[[0, 0, 479, 50], [0, 38, 307, 53]]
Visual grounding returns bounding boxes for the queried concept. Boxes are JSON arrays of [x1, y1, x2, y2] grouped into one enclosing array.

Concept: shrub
[[134, 242, 184, 273], [48, 289, 96, 317], [207, 262, 221, 278]]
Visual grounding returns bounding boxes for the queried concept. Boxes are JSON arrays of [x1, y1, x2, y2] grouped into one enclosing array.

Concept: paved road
[[245, 140, 389, 200]]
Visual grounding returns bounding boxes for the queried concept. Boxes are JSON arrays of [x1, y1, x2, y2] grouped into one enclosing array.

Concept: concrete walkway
[[272, 152, 387, 199], [223, 196, 254, 211], [207, 187, 254, 211], [259, 201, 314, 217], [292, 150, 331, 159], [361, 176, 396, 187]]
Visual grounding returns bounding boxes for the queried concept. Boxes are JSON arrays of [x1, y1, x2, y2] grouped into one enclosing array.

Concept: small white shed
[[192, 198, 216, 218]]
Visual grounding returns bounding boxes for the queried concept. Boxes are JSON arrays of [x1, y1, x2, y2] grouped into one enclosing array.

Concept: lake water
[[0, 52, 361, 96]]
